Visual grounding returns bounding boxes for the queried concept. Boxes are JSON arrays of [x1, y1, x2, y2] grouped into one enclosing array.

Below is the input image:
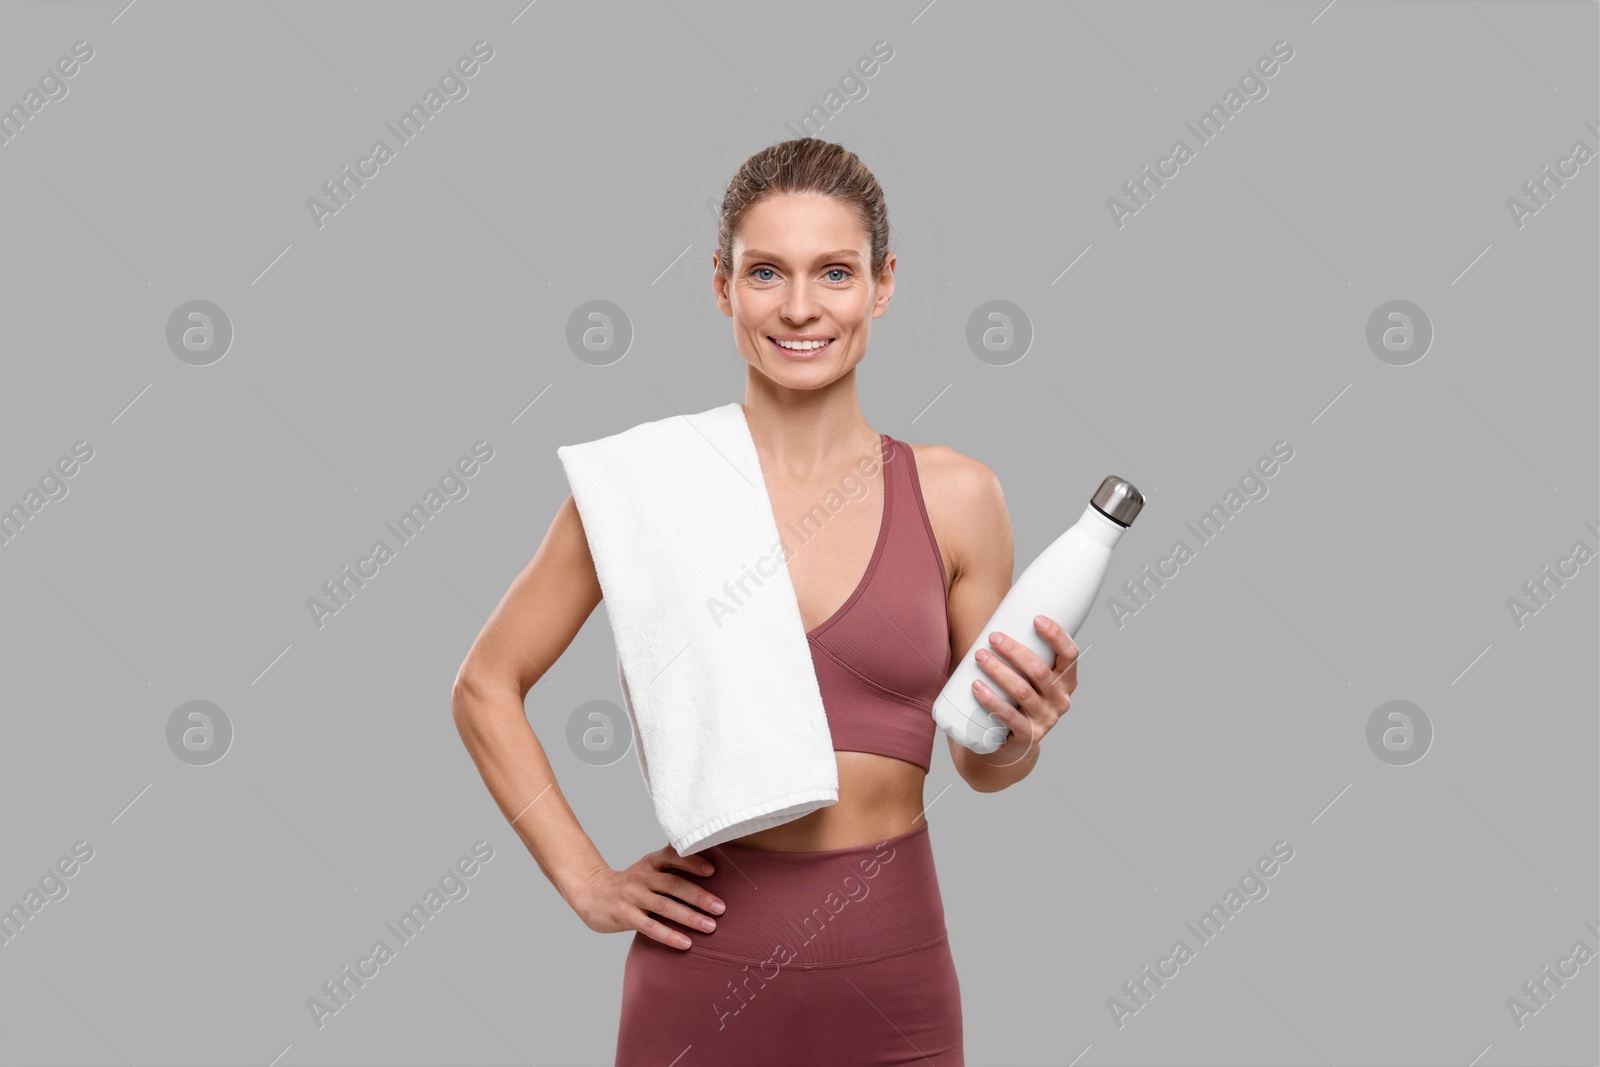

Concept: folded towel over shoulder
[[556, 401, 838, 855]]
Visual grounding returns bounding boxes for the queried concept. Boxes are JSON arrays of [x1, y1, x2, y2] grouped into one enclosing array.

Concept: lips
[[768, 336, 834, 358]]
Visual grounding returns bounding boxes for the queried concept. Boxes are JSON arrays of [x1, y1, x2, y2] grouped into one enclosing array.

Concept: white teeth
[[773, 338, 831, 350]]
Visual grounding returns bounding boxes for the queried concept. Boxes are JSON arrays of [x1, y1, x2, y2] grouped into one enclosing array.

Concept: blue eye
[[826, 268, 850, 282], [752, 267, 776, 281]]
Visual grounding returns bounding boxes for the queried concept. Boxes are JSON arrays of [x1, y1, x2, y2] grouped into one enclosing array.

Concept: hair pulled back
[[716, 139, 890, 281]]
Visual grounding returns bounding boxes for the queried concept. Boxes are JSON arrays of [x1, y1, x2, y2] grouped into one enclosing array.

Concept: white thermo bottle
[[933, 475, 1144, 753]]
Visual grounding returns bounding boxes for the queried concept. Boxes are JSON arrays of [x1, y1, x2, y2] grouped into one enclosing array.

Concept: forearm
[[452, 676, 607, 906], [957, 739, 1041, 792]]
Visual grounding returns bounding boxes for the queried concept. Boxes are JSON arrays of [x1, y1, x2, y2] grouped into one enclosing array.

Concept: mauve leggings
[[613, 820, 963, 1066]]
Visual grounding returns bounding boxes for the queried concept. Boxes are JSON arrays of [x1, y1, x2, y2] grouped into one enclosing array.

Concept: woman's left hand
[[970, 614, 1078, 766]]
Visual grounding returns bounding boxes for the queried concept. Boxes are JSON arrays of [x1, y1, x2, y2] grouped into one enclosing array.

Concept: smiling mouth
[[768, 336, 835, 356]]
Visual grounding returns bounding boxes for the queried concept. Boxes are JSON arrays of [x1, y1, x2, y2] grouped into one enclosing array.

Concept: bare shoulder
[[903, 441, 1013, 582], [904, 441, 1003, 509]]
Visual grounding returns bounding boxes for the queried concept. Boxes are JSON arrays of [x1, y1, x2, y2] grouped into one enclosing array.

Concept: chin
[[761, 366, 833, 390]]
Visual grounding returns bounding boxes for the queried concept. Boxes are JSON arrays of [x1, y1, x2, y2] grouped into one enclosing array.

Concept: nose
[[780, 282, 818, 324]]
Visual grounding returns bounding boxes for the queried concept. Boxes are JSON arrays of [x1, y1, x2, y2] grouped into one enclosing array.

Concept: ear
[[871, 250, 896, 319], [712, 251, 733, 318]]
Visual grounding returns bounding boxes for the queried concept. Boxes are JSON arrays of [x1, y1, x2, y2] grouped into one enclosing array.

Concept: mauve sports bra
[[805, 433, 952, 773]]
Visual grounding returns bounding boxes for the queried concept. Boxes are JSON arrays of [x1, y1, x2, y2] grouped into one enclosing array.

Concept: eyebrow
[[741, 248, 863, 264]]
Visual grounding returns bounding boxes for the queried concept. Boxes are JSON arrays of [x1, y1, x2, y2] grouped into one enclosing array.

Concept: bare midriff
[[723, 751, 928, 851]]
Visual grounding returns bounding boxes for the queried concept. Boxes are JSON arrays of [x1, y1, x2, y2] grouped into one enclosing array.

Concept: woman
[[452, 139, 1079, 1066]]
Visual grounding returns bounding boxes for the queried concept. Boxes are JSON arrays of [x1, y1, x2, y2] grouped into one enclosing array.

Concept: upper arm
[[929, 451, 1015, 775], [452, 493, 603, 707], [940, 452, 1015, 670]]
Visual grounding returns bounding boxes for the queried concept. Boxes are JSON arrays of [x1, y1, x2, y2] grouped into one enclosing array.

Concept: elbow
[[451, 665, 528, 732], [952, 744, 1023, 793], [451, 672, 507, 755], [952, 750, 995, 793], [961, 772, 1003, 794], [451, 668, 491, 729]]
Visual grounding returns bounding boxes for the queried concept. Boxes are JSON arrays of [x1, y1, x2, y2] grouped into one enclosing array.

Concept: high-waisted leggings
[[614, 820, 963, 1066]]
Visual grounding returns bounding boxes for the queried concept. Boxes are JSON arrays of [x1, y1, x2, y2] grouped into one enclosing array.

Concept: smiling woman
[[711, 140, 893, 392], [617, 139, 969, 1065], [452, 139, 1073, 1067]]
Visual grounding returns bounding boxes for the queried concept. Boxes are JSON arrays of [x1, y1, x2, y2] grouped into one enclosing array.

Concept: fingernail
[[976, 649, 988, 662], [709, 899, 725, 914], [701, 918, 717, 931]]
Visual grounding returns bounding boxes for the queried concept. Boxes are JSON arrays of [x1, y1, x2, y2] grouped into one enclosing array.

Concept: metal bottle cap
[[1090, 476, 1144, 527]]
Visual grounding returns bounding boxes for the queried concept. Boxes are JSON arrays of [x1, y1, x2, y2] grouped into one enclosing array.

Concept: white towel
[[556, 401, 838, 856]]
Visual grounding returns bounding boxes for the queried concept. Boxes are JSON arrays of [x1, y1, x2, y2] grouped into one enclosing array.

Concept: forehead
[[734, 193, 867, 259]]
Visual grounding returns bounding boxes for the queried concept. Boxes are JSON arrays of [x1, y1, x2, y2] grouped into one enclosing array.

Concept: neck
[[740, 370, 880, 478]]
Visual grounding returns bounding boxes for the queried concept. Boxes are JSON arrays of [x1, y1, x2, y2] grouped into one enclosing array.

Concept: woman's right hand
[[573, 845, 726, 950]]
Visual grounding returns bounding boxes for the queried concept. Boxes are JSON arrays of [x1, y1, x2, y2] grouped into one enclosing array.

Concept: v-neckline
[[803, 432, 892, 638], [735, 406, 893, 639]]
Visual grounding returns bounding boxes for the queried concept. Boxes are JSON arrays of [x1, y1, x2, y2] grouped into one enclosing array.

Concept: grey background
[[2, 0, 1596, 1065]]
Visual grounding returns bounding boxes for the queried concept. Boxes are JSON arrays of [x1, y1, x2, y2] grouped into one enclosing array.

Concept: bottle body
[[933, 502, 1127, 752]]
